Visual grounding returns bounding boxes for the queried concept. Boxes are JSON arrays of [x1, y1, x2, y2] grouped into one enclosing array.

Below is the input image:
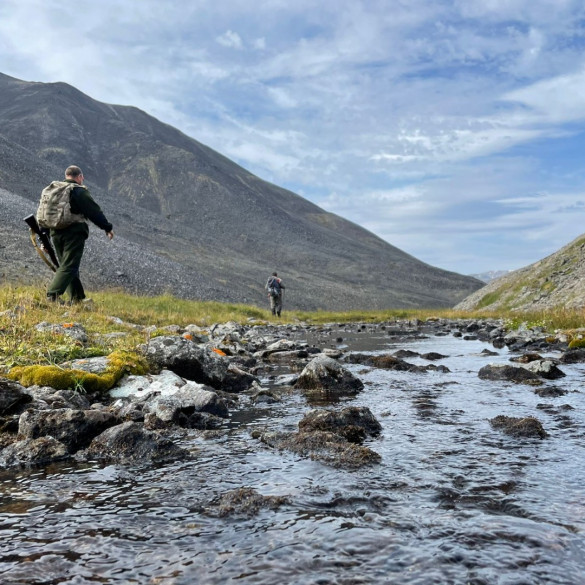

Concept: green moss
[[568, 338, 585, 349], [7, 350, 149, 393]]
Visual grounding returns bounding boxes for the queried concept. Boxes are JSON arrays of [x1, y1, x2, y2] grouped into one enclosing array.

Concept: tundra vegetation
[[2, 284, 585, 388]]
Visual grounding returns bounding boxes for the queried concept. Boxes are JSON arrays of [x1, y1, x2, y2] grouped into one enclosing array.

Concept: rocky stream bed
[[0, 316, 584, 584]]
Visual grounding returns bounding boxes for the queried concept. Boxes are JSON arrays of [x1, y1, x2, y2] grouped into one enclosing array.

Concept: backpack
[[36, 181, 86, 229], [268, 278, 281, 297]]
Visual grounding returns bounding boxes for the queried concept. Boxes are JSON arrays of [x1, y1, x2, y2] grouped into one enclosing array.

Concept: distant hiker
[[37, 165, 114, 304], [265, 272, 285, 317]]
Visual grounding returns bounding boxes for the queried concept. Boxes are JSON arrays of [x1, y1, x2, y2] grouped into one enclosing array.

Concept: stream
[[0, 326, 584, 584]]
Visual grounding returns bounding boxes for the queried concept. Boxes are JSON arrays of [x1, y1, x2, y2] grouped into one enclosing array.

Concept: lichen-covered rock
[[294, 355, 364, 395], [0, 436, 70, 468], [143, 381, 229, 423], [80, 421, 190, 464], [110, 369, 186, 399], [143, 336, 256, 392], [18, 408, 118, 452], [478, 364, 542, 384], [298, 406, 382, 444], [489, 415, 548, 439], [520, 360, 565, 380]]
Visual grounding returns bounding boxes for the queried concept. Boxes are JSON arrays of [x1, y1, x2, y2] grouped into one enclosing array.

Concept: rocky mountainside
[[0, 72, 482, 310], [455, 233, 585, 311]]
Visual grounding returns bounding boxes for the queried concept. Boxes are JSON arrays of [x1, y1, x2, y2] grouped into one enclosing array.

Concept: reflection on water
[[1, 330, 584, 584]]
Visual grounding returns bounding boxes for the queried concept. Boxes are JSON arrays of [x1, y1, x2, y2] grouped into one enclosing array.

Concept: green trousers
[[47, 229, 87, 301]]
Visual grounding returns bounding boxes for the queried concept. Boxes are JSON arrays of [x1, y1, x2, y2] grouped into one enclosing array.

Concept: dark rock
[[478, 364, 542, 385], [205, 487, 289, 518], [421, 352, 448, 361], [0, 378, 32, 414], [534, 386, 567, 398], [294, 355, 364, 395], [256, 430, 381, 468], [559, 348, 585, 364], [81, 421, 190, 464], [0, 436, 70, 468], [18, 408, 118, 452], [489, 415, 548, 439], [298, 406, 382, 443]]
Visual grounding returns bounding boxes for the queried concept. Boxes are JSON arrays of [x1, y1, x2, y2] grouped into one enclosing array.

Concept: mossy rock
[[7, 351, 149, 393], [568, 338, 585, 349]]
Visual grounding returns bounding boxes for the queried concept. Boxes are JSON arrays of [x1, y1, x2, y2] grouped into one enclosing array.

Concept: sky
[[2, 0, 585, 276]]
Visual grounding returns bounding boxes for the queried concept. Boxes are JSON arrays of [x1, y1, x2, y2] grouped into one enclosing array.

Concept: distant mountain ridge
[[470, 270, 511, 283], [0, 72, 482, 310], [456, 234, 585, 311]]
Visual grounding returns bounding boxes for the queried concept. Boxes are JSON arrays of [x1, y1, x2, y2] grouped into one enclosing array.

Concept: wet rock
[[143, 381, 230, 426], [205, 487, 289, 518], [347, 353, 450, 373], [534, 386, 568, 398], [0, 378, 32, 414], [256, 429, 381, 468], [510, 353, 544, 363], [18, 408, 118, 452], [392, 349, 420, 358], [0, 436, 70, 468], [294, 355, 364, 395], [520, 360, 565, 380], [80, 421, 190, 464], [559, 348, 585, 364], [480, 349, 499, 356], [489, 415, 548, 439], [478, 364, 542, 385], [298, 406, 382, 444], [421, 352, 448, 361]]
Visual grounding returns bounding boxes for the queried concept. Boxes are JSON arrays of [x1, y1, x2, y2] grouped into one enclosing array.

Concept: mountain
[[455, 233, 585, 311], [470, 270, 511, 283], [0, 72, 482, 310]]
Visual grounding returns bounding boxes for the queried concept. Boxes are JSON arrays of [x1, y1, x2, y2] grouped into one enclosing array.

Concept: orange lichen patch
[[212, 348, 226, 356], [62, 323, 75, 328], [182, 333, 194, 340]]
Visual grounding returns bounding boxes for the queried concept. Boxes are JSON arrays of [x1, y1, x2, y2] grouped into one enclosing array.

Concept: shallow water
[[1, 329, 584, 584]]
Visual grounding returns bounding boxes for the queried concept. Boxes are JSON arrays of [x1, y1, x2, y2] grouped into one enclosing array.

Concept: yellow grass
[[2, 284, 585, 373]]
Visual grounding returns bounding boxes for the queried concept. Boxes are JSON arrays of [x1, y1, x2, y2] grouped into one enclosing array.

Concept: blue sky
[[2, 0, 585, 275]]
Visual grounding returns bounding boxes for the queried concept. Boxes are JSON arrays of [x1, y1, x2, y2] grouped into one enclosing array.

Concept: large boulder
[[294, 355, 364, 395], [18, 408, 118, 452]]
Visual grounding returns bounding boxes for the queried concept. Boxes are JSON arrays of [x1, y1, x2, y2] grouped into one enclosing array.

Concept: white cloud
[[1, 0, 585, 275], [216, 30, 243, 49]]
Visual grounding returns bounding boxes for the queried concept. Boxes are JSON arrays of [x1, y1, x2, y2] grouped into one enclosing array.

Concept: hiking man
[[265, 272, 285, 317], [38, 165, 114, 304]]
